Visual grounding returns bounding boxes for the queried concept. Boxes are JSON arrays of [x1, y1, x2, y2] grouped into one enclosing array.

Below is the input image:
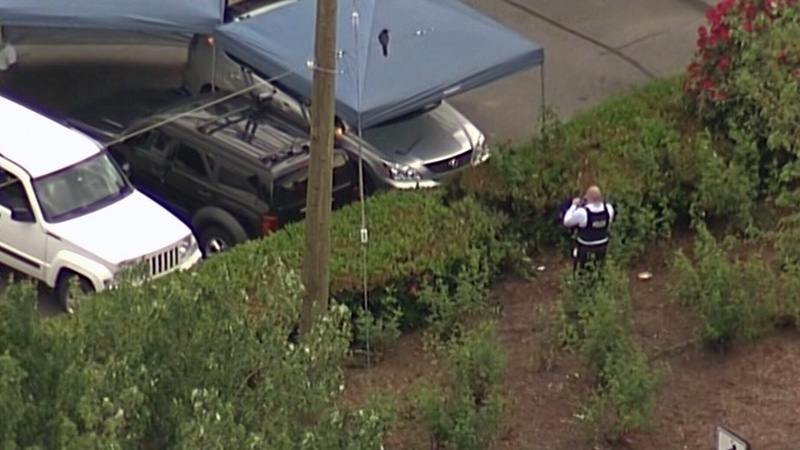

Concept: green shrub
[[578, 268, 635, 378], [0, 257, 394, 450], [417, 321, 506, 450], [671, 222, 775, 348], [774, 212, 800, 268], [448, 77, 755, 263], [352, 291, 402, 361], [586, 347, 666, 440], [556, 263, 663, 438], [201, 189, 510, 331], [686, 0, 800, 203], [419, 248, 493, 341]]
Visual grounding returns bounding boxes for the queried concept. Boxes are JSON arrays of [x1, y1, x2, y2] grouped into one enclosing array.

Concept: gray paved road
[[0, 0, 707, 314]]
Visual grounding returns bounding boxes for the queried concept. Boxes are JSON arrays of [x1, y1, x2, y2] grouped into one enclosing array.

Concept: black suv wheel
[[200, 226, 235, 255], [195, 209, 248, 257]]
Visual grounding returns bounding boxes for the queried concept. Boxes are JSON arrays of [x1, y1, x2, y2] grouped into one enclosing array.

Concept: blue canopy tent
[[214, 0, 545, 128], [0, 0, 225, 34]]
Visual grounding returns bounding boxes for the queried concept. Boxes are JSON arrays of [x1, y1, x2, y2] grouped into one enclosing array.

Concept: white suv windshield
[[33, 153, 133, 223]]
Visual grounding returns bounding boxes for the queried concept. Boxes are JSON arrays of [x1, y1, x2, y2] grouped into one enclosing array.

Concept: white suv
[[0, 95, 202, 312]]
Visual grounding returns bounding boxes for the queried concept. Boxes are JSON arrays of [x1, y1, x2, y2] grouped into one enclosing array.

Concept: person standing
[[562, 185, 615, 273]]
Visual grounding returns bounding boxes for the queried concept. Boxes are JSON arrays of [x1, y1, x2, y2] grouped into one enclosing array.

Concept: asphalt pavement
[[0, 0, 709, 313]]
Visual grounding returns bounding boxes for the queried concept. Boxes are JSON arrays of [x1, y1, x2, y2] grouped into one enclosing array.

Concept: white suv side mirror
[[9, 206, 34, 223]]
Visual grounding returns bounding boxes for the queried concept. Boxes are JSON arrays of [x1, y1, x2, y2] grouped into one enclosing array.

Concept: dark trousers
[[572, 243, 608, 274]]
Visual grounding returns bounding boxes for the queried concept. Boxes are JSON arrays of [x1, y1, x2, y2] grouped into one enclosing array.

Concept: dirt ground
[[344, 237, 800, 450]]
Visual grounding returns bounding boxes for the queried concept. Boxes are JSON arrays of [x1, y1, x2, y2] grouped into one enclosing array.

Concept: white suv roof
[[0, 95, 102, 178]]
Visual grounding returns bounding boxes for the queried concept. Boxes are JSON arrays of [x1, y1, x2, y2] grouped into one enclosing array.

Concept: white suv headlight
[[178, 235, 199, 259], [385, 162, 423, 181]]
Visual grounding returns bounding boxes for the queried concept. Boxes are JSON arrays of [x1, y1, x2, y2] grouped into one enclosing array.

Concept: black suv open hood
[[66, 88, 190, 144]]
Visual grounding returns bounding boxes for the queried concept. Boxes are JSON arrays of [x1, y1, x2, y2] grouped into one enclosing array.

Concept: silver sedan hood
[[361, 101, 482, 163]]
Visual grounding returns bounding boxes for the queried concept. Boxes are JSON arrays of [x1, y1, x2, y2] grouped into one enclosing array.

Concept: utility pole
[[300, 0, 338, 338]]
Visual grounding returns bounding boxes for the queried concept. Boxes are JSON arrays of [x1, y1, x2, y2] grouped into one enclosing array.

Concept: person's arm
[[607, 203, 615, 223], [563, 205, 587, 228]]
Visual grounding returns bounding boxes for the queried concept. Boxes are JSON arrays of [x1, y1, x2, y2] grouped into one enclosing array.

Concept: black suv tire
[[193, 208, 248, 256]]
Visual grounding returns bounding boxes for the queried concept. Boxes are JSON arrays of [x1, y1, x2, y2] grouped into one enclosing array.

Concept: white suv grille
[[147, 246, 181, 278]]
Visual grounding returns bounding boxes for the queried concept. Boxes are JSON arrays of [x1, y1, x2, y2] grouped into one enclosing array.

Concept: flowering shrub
[[686, 0, 800, 201], [685, 0, 798, 116]]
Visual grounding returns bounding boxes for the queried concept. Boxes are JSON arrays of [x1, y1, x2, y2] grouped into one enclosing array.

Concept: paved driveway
[[449, 0, 709, 141]]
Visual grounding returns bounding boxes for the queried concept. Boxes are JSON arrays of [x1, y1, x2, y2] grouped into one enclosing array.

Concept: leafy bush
[[202, 189, 512, 331], [686, 0, 800, 202], [418, 248, 493, 341], [449, 77, 757, 263], [556, 264, 663, 439], [671, 222, 775, 348], [588, 346, 666, 441], [0, 258, 395, 449], [774, 212, 800, 268], [417, 321, 506, 450]]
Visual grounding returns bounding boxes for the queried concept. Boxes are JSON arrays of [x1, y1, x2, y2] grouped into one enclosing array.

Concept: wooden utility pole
[[300, 0, 338, 338]]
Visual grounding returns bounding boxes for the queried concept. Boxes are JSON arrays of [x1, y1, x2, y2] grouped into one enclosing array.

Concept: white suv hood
[[46, 191, 192, 265]]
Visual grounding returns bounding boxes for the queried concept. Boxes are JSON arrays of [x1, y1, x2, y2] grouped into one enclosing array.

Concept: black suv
[[68, 89, 359, 255]]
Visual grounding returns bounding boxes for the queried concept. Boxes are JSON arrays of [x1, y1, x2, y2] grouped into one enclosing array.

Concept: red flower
[[716, 55, 731, 71], [745, 4, 757, 18], [718, 26, 730, 42], [779, 50, 788, 64], [743, 20, 754, 32], [698, 78, 715, 91]]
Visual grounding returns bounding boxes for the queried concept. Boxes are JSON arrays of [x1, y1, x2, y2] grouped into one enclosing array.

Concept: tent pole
[[539, 63, 546, 131], [211, 38, 217, 92], [351, 1, 372, 373]]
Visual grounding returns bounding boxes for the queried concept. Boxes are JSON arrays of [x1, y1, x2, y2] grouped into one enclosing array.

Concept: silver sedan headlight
[[384, 162, 423, 181], [473, 134, 491, 163]]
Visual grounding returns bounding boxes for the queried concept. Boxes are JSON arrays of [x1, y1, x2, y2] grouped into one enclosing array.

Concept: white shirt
[[563, 201, 615, 228]]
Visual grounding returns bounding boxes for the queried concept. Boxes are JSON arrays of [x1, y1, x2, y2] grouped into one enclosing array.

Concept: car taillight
[[262, 215, 280, 235]]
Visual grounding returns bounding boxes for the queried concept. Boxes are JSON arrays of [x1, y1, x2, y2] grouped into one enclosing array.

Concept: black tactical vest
[[577, 204, 610, 246]]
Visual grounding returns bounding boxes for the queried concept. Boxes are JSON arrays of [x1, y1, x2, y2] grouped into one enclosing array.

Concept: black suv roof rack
[[194, 99, 312, 167]]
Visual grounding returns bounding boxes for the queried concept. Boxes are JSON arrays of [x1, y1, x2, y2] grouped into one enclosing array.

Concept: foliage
[[671, 222, 775, 349], [352, 291, 403, 360], [202, 189, 513, 331], [774, 212, 800, 268], [417, 321, 506, 450], [448, 77, 758, 264], [686, 0, 800, 203], [0, 258, 395, 450], [418, 249, 493, 342], [557, 264, 663, 438]]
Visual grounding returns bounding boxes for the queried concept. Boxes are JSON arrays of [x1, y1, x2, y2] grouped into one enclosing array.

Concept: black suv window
[[0, 169, 33, 213], [128, 129, 171, 153], [273, 152, 349, 208], [274, 164, 309, 207], [173, 144, 210, 179], [218, 164, 259, 197]]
